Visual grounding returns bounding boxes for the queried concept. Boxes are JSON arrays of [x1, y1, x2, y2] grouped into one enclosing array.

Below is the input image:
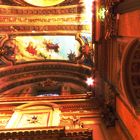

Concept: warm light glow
[[52, 110, 61, 126], [86, 77, 94, 86], [84, 0, 94, 33], [24, 0, 65, 7], [6, 112, 20, 128], [97, 7, 106, 21]]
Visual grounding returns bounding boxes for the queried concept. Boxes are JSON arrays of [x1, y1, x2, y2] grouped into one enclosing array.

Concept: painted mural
[[0, 34, 94, 66], [2, 35, 80, 62]]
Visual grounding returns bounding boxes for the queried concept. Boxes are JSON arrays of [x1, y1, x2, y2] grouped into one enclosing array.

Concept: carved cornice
[[0, 95, 96, 114], [0, 5, 88, 34], [0, 15, 84, 25], [0, 127, 92, 140], [60, 100, 97, 111], [0, 94, 92, 103], [0, 25, 89, 34], [0, 5, 84, 15]]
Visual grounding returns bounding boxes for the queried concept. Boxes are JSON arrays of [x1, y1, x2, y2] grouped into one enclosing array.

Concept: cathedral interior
[[0, 0, 140, 140]]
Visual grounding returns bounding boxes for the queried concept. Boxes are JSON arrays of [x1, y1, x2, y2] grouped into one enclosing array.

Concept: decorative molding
[[0, 25, 89, 33], [0, 94, 92, 103], [121, 39, 140, 114], [101, 80, 117, 127], [0, 127, 92, 140], [104, 0, 122, 39], [0, 62, 91, 78], [0, 15, 85, 25], [60, 100, 96, 111], [0, 71, 85, 82], [116, 37, 131, 96], [0, 5, 89, 34], [0, 61, 93, 95], [0, 5, 84, 15]]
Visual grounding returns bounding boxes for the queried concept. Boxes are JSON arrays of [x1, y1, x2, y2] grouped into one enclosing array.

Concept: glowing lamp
[[97, 7, 106, 21], [86, 77, 94, 86]]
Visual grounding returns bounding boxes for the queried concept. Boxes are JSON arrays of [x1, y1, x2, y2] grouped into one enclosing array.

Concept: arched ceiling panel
[[0, 0, 81, 7]]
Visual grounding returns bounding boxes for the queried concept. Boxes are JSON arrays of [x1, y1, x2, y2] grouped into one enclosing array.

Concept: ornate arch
[[121, 39, 140, 113]]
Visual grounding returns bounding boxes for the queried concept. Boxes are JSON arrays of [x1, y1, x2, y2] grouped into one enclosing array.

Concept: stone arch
[[121, 39, 140, 113]]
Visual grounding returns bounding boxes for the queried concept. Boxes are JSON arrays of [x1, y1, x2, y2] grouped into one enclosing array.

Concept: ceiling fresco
[[2, 35, 81, 62]]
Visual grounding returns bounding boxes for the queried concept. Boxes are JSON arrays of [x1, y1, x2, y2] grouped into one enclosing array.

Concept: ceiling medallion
[[23, 0, 66, 7]]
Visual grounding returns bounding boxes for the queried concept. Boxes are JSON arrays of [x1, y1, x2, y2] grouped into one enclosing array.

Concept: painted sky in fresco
[[13, 35, 81, 62]]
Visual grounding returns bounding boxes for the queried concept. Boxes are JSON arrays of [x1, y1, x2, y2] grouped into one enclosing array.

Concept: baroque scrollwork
[[75, 33, 94, 66], [101, 81, 117, 127], [104, 0, 123, 39], [60, 115, 84, 129]]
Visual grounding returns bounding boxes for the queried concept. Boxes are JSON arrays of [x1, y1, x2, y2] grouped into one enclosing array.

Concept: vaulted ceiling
[[0, 0, 81, 7]]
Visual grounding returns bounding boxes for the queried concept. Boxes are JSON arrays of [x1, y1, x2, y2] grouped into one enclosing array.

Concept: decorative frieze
[[0, 127, 92, 140], [0, 16, 84, 24], [0, 5, 84, 15], [0, 5, 90, 33], [0, 25, 89, 33]]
